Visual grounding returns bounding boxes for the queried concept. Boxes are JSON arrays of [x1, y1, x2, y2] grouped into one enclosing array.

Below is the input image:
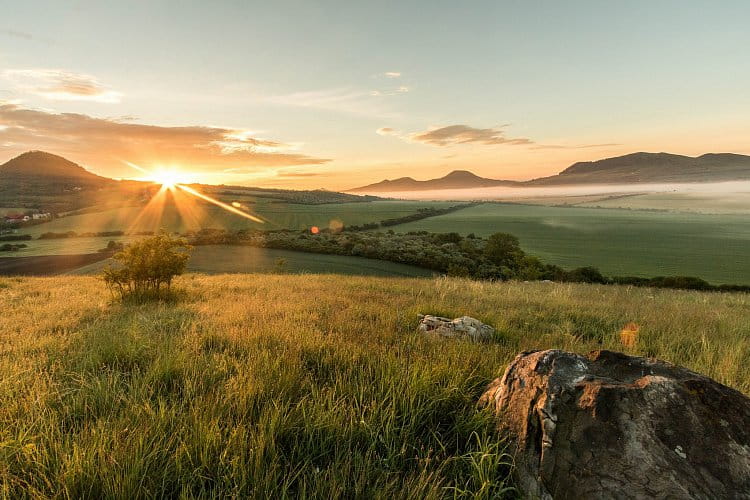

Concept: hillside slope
[[0, 274, 748, 497]]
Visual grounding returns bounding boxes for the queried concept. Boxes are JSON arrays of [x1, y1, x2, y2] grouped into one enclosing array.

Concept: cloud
[[0, 102, 330, 176], [409, 124, 533, 147], [3, 69, 122, 103], [384, 72, 401, 78], [376, 127, 396, 136]]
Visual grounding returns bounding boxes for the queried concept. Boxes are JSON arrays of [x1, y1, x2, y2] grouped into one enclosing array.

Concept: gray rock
[[417, 314, 494, 341], [479, 349, 750, 499]]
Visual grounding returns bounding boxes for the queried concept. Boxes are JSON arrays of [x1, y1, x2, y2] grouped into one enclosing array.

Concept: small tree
[[103, 232, 192, 299]]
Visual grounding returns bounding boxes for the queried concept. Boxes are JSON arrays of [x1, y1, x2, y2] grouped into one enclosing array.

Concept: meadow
[[68, 246, 435, 278], [23, 200, 456, 237], [393, 203, 750, 284], [0, 275, 748, 497]]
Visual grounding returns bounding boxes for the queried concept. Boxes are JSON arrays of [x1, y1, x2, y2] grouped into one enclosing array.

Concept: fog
[[363, 181, 750, 203]]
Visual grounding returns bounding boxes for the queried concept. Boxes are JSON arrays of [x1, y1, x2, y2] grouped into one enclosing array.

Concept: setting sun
[[150, 169, 188, 189]]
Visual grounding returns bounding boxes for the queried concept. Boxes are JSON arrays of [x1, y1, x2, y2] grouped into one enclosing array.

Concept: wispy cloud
[[376, 127, 397, 136], [384, 72, 401, 78], [0, 101, 330, 175], [3, 69, 122, 103], [409, 124, 533, 147]]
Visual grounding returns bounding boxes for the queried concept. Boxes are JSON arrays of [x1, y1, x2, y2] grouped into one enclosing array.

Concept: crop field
[[23, 200, 456, 237], [67, 245, 435, 278], [392, 203, 750, 284], [575, 191, 750, 214], [0, 275, 748, 497]]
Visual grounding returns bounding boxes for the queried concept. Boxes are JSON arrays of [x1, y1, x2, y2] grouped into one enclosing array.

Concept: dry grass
[[1, 274, 748, 498]]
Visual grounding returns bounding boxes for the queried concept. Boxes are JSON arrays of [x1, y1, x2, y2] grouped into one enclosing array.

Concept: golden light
[[150, 169, 188, 189], [122, 160, 265, 228]]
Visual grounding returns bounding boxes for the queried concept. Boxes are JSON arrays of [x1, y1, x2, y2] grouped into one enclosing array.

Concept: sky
[[1, 0, 749, 190]]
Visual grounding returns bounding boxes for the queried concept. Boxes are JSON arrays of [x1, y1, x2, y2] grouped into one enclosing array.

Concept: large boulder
[[417, 314, 494, 341], [479, 349, 750, 499]]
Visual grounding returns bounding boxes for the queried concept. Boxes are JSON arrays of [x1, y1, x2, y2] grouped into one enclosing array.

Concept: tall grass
[[1, 275, 748, 498]]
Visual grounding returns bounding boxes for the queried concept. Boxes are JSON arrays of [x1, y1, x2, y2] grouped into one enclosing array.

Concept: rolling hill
[[349, 169, 517, 192], [350, 152, 750, 192]]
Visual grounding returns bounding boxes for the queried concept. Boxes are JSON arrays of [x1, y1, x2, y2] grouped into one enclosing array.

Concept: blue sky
[[1, 0, 749, 188]]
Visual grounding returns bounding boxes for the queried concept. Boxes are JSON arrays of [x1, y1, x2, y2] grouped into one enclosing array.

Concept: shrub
[[102, 233, 192, 300]]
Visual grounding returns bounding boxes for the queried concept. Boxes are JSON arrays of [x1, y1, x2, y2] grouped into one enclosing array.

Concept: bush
[[103, 233, 192, 300]]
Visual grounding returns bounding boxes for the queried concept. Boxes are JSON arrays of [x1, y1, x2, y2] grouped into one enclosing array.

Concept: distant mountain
[[0, 151, 112, 195], [350, 152, 750, 192], [529, 152, 750, 185], [349, 170, 518, 192]]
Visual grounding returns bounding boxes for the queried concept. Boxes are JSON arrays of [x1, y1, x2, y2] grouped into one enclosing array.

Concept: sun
[[150, 169, 187, 189]]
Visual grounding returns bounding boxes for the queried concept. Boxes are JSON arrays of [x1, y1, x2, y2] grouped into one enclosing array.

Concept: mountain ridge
[[349, 152, 750, 192]]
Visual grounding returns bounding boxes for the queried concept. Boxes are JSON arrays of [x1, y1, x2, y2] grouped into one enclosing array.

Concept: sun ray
[[121, 160, 265, 230], [176, 184, 265, 223]]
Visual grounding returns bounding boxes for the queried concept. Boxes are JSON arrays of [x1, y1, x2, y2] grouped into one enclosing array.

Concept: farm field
[[23, 200, 456, 236], [575, 190, 750, 214], [66, 245, 435, 277], [393, 203, 750, 284], [0, 275, 748, 497]]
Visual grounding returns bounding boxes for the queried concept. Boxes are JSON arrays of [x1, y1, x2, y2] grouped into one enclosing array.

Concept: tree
[[103, 232, 192, 299], [483, 232, 522, 270]]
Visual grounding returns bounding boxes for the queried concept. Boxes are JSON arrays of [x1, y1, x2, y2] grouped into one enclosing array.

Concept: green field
[[1, 275, 748, 497], [68, 245, 435, 277], [24, 200, 455, 236], [576, 191, 750, 214], [393, 203, 750, 284]]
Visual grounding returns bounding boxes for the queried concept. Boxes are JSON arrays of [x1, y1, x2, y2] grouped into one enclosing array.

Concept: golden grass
[[1, 275, 748, 497]]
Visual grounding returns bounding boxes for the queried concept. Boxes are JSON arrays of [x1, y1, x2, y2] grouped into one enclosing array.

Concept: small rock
[[417, 314, 494, 341]]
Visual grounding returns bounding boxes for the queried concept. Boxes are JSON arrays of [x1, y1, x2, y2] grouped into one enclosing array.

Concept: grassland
[[68, 246, 435, 278], [0, 274, 748, 497], [393, 203, 750, 285], [23, 200, 456, 237]]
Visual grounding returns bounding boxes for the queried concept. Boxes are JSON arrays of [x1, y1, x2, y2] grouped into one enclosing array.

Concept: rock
[[479, 349, 750, 499], [417, 314, 494, 341]]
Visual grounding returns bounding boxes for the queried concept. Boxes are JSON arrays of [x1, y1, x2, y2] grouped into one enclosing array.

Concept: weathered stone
[[479, 349, 750, 499], [417, 314, 494, 341]]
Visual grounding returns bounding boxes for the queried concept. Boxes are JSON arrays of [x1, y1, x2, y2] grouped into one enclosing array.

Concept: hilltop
[[0, 274, 748, 497], [350, 152, 750, 192]]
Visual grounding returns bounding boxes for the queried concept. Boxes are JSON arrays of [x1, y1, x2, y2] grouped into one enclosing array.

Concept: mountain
[[349, 170, 518, 192], [0, 151, 112, 195], [350, 152, 750, 192], [528, 152, 750, 185]]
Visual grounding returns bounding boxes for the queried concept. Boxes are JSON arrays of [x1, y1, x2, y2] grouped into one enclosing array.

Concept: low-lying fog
[[365, 181, 750, 204]]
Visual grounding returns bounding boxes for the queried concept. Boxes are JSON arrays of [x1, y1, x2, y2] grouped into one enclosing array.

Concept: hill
[[0, 274, 748, 497], [529, 152, 750, 185], [0, 151, 112, 194], [350, 152, 750, 192], [349, 169, 518, 192]]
